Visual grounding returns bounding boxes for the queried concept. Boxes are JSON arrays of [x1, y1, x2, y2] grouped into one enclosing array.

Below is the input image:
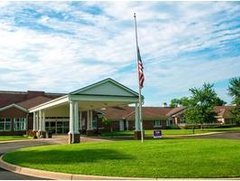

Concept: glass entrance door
[[45, 119, 69, 134], [46, 121, 56, 134], [56, 121, 69, 134]]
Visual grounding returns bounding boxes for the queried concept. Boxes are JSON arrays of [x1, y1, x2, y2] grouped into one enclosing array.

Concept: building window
[[14, 118, 27, 131], [0, 118, 12, 131], [0, 118, 5, 131], [92, 118, 97, 129], [154, 120, 162, 128]]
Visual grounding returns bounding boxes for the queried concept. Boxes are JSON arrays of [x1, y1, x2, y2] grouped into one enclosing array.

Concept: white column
[[79, 111, 82, 130], [42, 111, 46, 131], [33, 112, 36, 131], [35, 112, 38, 130], [135, 103, 140, 131], [90, 110, 93, 129], [69, 101, 74, 134], [74, 102, 79, 134], [87, 110, 90, 130], [87, 110, 93, 130], [38, 110, 42, 131]]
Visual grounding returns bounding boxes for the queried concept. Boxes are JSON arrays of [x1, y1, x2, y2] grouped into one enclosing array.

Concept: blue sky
[[0, 1, 239, 106]]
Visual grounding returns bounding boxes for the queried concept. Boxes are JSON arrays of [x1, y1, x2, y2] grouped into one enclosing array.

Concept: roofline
[[70, 78, 142, 99], [0, 104, 29, 113], [29, 95, 69, 112], [0, 90, 66, 96], [166, 107, 186, 117], [0, 90, 27, 94]]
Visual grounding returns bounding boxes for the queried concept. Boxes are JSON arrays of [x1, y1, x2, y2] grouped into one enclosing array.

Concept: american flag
[[137, 46, 144, 89]]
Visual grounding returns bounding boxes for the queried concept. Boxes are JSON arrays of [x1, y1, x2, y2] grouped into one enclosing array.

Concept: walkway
[[196, 131, 240, 140]]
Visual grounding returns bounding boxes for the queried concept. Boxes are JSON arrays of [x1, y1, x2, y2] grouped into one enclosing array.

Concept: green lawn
[[101, 127, 240, 137], [0, 136, 29, 142], [3, 139, 240, 178]]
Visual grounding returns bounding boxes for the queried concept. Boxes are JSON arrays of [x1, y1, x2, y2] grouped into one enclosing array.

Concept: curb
[[1, 153, 240, 180], [164, 131, 222, 138], [0, 155, 150, 180]]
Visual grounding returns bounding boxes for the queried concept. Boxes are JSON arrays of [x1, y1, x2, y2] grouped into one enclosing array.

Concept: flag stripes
[[137, 46, 144, 89]]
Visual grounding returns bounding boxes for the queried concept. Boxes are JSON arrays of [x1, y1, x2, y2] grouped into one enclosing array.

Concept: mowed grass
[[3, 139, 240, 178], [0, 136, 29, 142], [101, 127, 240, 137]]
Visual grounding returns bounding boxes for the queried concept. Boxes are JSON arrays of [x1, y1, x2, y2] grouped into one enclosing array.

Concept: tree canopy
[[228, 77, 240, 105], [228, 77, 240, 124], [184, 83, 223, 128], [170, 97, 190, 107]]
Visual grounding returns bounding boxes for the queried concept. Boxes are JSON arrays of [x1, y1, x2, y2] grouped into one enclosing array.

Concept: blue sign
[[153, 130, 162, 138]]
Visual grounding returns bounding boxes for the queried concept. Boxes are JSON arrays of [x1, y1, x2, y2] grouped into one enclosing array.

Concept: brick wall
[[0, 107, 28, 136]]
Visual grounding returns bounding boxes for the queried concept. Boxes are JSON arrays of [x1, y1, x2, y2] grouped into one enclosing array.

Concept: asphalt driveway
[[0, 135, 110, 180], [197, 131, 240, 139], [0, 139, 57, 180]]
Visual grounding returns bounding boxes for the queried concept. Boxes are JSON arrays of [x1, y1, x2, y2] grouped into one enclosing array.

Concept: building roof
[[100, 106, 134, 121], [0, 104, 28, 112], [127, 107, 173, 120], [101, 106, 173, 121], [167, 106, 235, 119], [70, 78, 140, 98], [214, 106, 235, 119], [166, 107, 186, 117], [0, 91, 27, 108], [0, 90, 65, 109], [17, 96, 53, 109]]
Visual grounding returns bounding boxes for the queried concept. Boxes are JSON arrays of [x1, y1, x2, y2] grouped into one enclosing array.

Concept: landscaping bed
[[3, 139, 240, 178]]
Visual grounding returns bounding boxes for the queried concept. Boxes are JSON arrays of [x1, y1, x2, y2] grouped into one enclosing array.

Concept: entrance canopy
[[29, 78, 141, 112], [29, 78, 143, 143]]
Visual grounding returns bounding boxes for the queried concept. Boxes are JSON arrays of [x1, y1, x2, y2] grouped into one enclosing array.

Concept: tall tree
[[228, 77, 240, 105], [184, 83, 221, 132], [228, 77, 240, 124], [214, 97, 226, 106], [170, 97, 190, 107]]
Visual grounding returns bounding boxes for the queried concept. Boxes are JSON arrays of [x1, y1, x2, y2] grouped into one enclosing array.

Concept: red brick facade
[[0, 91, 63, 136], [0, 107, 30, 136]]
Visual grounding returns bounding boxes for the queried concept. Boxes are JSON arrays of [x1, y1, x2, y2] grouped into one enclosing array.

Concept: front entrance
[[30, 78, 140, 143], [45, 118, 69, 134]]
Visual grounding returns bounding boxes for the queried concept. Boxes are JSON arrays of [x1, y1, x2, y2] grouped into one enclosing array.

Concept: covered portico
[[29, 78, 142, 144]]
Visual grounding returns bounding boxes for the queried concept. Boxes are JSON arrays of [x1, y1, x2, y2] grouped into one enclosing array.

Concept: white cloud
[[0, 1, 239, 105]]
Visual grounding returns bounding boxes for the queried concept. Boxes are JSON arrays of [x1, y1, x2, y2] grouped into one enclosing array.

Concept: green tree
[[102, 116, 114, 137], [228, 77, 240, 124], [214, 97, 226, 106], [184, 83, 221, 133], [170, 97, 190, 107]]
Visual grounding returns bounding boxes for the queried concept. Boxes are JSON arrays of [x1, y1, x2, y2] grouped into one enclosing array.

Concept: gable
[[71, 78, 139, 98], [0, 106, 27, 118], [0, 104, 28, 113]]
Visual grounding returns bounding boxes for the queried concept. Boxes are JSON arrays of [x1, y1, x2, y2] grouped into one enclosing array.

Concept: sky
[[0, 1, 239, 106]]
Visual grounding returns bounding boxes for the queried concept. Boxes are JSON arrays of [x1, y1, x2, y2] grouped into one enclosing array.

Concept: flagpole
[[134, 13, 144, 143]]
